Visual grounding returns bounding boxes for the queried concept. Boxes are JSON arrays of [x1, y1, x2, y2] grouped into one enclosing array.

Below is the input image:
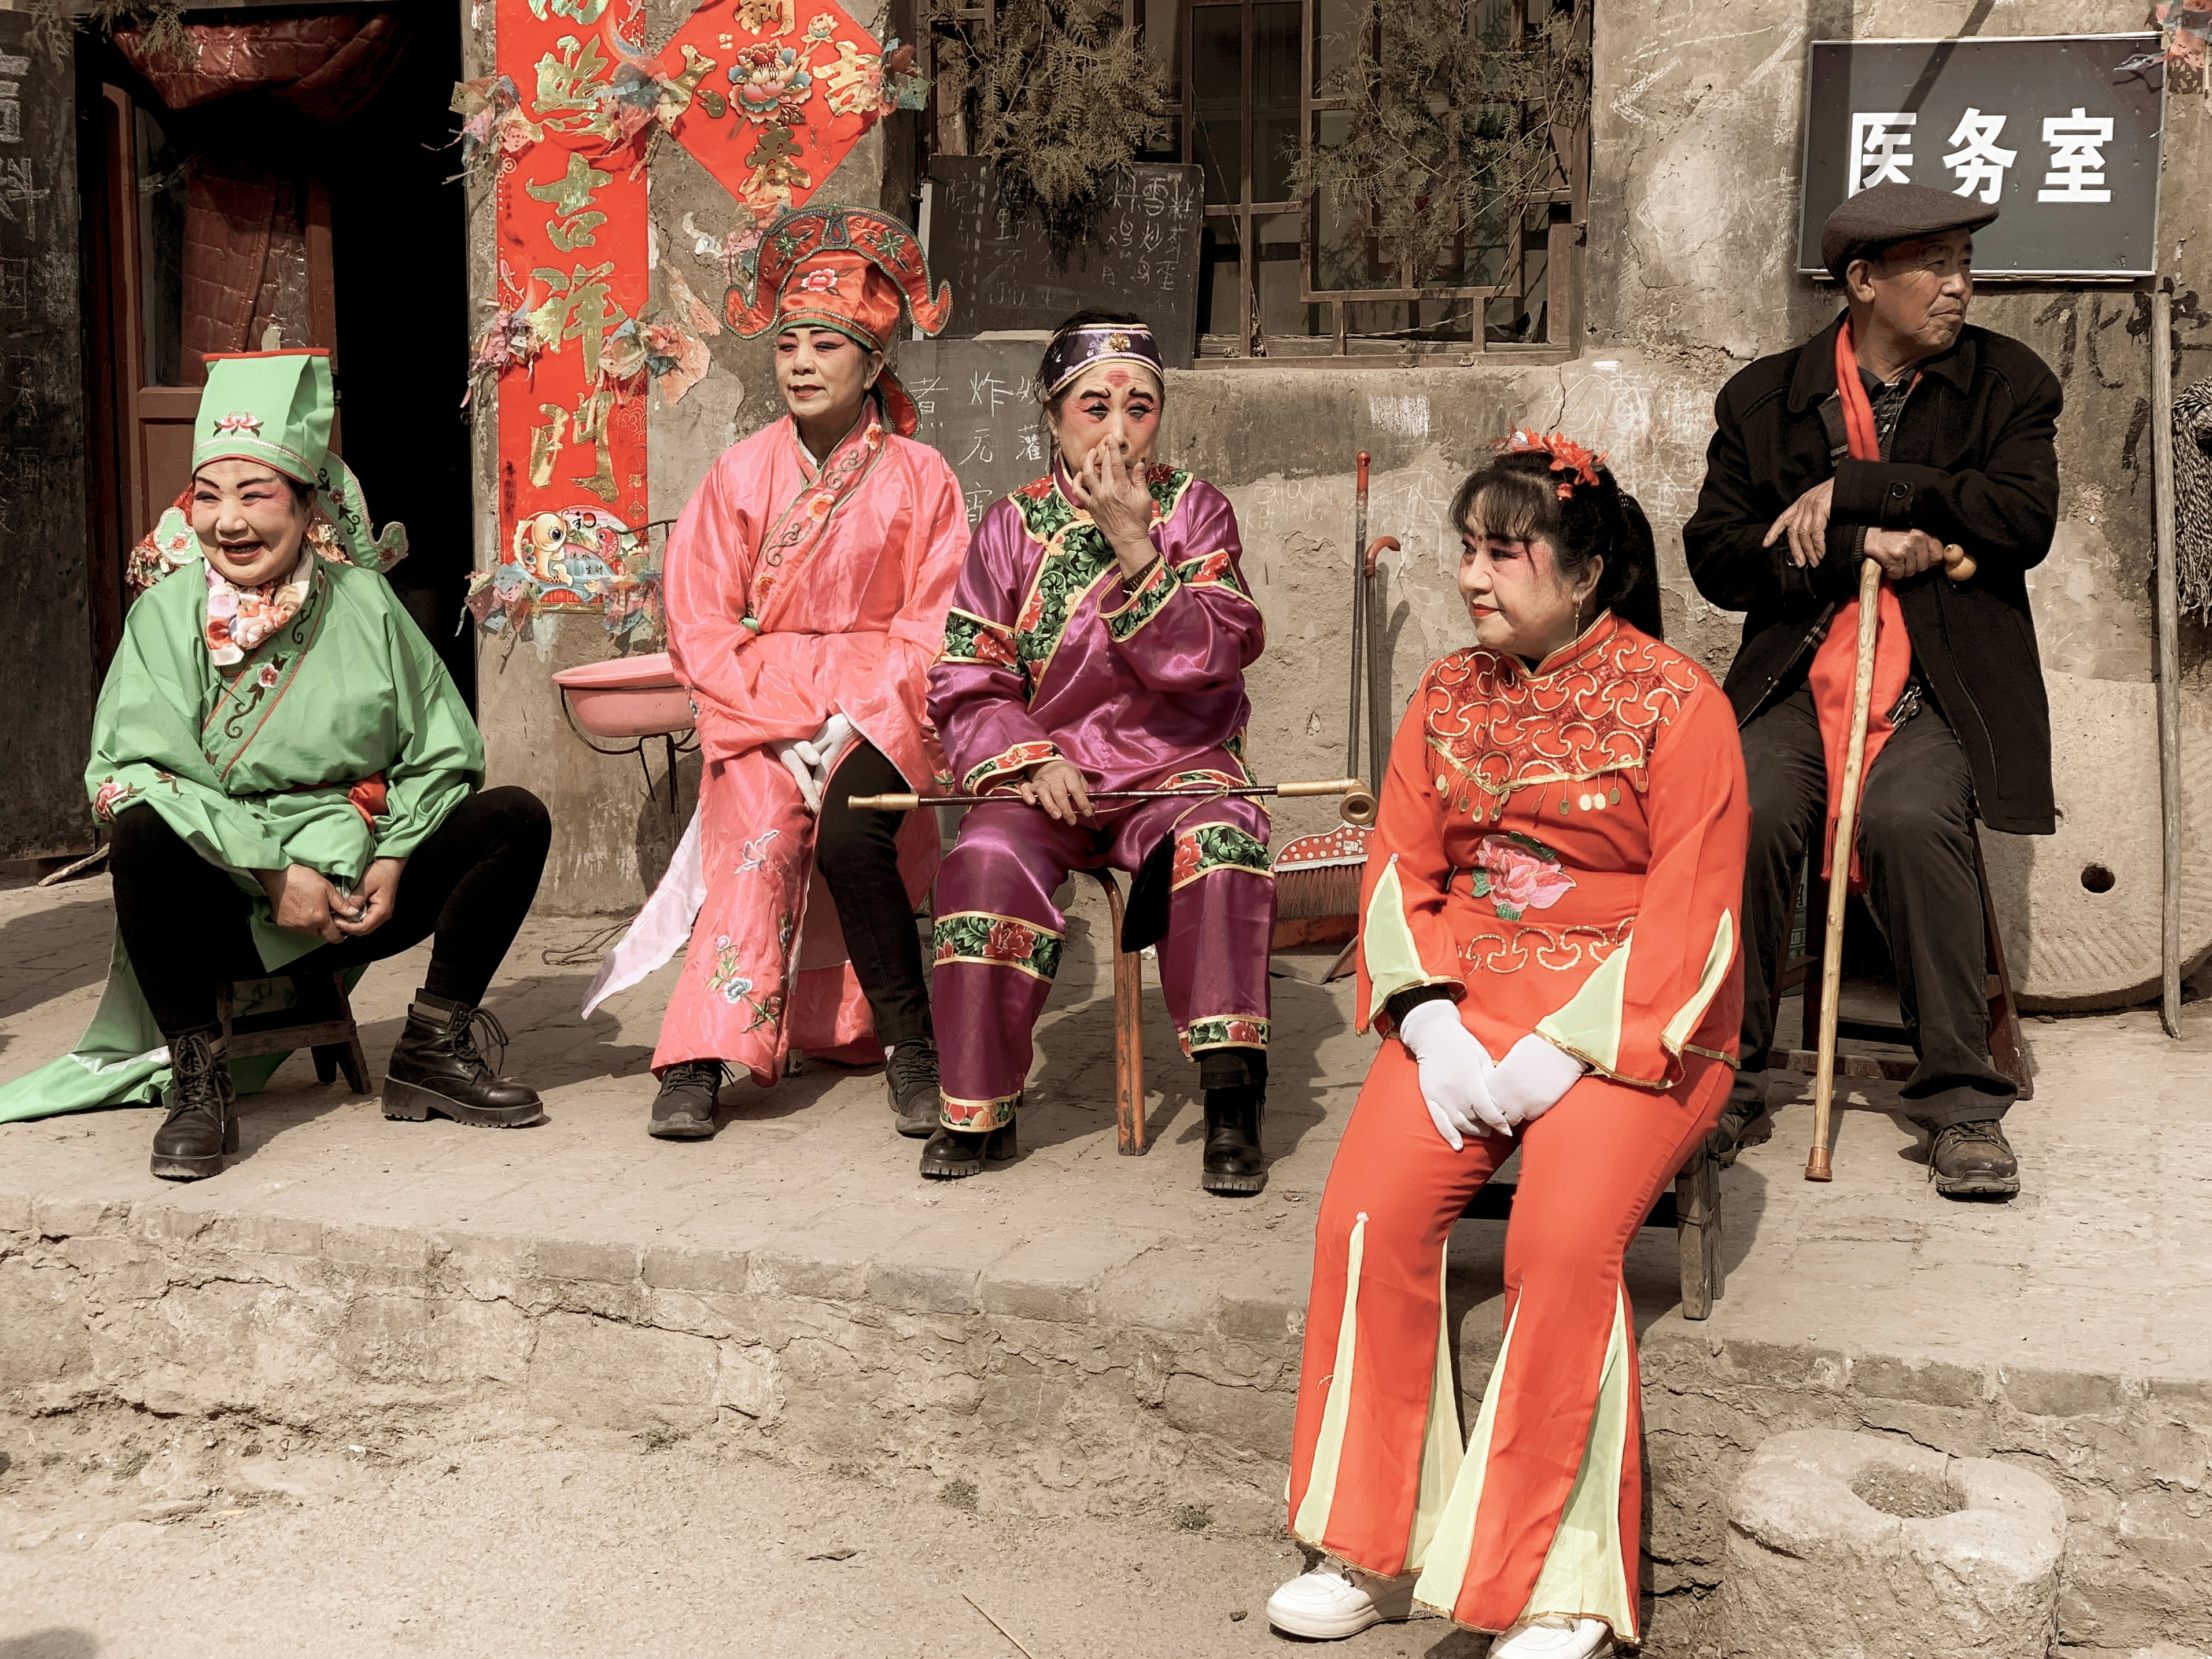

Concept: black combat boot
[[1201, 1086, 1267, 1195], [885, 1039, 942, 1139], [150, 1027, 238, 1181], [919, 1114, 1017, 1179], [382, 991, 545, 1127], [1929, 1119, 2020, 1199], [650, 1059, 725, 1140]]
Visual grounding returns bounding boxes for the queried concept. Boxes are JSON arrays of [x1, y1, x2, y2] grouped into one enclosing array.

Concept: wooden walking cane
[[1806, 559, 1885, 1182], [1808, 540, 1977, 1181]]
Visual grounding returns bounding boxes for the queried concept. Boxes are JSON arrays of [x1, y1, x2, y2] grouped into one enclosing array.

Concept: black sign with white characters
[[1798, 34, 2165, 279]]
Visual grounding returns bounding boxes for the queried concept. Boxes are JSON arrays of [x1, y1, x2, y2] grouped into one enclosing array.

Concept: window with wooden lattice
[[923, 0, 1590, 359]]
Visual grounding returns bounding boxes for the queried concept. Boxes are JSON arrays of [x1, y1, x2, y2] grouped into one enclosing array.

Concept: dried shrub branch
[[930, 0, 1173, 255], [21, 1, 195, 67], [1292, 0, 1586, 292]]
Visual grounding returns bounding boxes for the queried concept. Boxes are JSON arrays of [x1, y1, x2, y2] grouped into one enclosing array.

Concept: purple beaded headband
[[1039, 322, 1166, 400]]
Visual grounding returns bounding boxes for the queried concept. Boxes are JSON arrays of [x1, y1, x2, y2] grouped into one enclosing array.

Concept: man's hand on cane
[[1863, 527, 1946, 581]]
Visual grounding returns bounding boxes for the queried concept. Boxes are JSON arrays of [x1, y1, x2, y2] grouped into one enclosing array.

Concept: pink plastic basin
[[552, 652, 695, 739]]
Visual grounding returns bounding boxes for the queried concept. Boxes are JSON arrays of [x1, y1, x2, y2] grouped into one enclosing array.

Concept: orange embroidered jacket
[[1355, 613, 1748, 1090]]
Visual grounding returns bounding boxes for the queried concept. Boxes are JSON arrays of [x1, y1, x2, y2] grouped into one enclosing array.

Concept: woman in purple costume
[[921, 311, 1275, 1191]]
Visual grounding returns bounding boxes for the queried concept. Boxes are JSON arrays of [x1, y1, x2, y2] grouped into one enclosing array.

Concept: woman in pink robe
[[585, 207, 968, 1134]]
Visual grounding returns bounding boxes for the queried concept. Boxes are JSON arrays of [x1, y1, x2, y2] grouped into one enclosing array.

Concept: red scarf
[[1807, 319, 1911, 890]]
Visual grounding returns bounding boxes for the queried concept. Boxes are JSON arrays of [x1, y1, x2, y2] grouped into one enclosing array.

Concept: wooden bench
[[1089, 869, 1150, 1154], [218, 972, 370, 1094]]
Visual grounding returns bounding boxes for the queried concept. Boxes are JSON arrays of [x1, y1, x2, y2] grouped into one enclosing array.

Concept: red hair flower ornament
[[1497, 428, 1606, 500]]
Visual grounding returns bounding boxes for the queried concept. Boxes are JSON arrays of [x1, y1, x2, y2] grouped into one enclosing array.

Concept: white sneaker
[[1491, 1615, 1613, 1658], [1264, 1557, 1417, 1639]]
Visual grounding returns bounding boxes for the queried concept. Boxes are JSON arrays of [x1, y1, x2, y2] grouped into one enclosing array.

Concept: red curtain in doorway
[[115, 12, 409, 381]]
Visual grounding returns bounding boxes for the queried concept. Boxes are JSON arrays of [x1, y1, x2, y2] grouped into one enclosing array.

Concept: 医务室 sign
[[1798, 34, 2164, 279]]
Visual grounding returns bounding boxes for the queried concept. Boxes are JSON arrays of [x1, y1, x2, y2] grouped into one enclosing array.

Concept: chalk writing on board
[[925, 158, 1205, 367], [902, 339, 1056, 525]]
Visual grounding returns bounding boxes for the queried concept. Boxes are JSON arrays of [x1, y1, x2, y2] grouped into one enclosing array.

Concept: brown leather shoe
[[1929, 1119, 2020, 1198]]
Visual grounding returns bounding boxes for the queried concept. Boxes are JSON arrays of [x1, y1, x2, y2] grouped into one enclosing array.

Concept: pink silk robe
[[645, 410, 968, 1085]]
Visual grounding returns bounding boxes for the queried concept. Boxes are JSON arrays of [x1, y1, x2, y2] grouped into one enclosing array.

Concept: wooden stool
[[1465, 1145, 1725, 1319], [218, 972, 370, 1093], [1766, 824, 2032, 1098], [1087, 869, 1149, 1155]]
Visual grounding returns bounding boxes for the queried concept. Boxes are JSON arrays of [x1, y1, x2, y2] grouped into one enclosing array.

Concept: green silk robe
[[0, 552, 481, 1121]]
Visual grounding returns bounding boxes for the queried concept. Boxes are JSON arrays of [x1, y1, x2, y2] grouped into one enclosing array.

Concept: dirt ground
[[0, 1422, 1495, 1659]]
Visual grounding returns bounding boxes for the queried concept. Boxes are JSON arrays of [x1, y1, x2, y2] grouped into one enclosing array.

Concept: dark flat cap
[[1822, 182, 1997, 280]]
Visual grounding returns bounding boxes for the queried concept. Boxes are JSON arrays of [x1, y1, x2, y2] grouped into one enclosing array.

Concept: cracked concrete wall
[[468, 0, 2212, 1005], [4, 1199, 2207, 1654]]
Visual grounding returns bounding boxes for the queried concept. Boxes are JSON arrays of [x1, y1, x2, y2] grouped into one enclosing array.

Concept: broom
[[1270, 452, 1395, 968]]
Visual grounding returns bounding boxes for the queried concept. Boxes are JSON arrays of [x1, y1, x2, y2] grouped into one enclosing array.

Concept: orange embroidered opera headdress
[[727, 204, 953, 435]]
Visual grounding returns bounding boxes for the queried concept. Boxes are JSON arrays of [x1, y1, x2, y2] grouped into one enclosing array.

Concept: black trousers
[[1734, 685, 2014, 1129], [108, 786, 551, 1037], [813, 741, 931, 1050]]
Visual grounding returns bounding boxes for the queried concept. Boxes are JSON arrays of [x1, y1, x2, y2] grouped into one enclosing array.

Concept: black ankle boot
[[150, 1027, 238, 1181], [382, 993, 545, 1127], [1201, 1085, 1267, 1195], [650, 1059, 725, 1140], [885, 1039, 942, 1140], [919, 1116, 1017, 1179]]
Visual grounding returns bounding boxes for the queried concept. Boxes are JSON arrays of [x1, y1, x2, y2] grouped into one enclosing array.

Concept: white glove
[[792, 711, 857, 778], [1396, 999, 1509, 1150], [774, 739, 823, 814], [1487, 1034, 1587, 1128]]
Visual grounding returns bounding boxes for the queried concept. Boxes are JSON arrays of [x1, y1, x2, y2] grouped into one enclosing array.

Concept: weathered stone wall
[[5, 1192, 2207, 1655], [470, 0, 2212, 1005]]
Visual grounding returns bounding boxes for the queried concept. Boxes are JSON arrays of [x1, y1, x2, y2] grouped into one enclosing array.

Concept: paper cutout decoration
[[467, 503, 662, 643], [651, 0, 926, 224]]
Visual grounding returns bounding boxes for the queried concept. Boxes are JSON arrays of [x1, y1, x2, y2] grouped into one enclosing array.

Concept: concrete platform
[[2, 871, 2208, 1655]]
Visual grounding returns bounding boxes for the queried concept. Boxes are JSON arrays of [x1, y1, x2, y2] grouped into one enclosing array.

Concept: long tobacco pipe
[[849, 776, 1380, 826]]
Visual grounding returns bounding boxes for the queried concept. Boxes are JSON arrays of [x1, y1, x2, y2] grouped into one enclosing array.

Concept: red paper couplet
[[493, 0, 652, 615]]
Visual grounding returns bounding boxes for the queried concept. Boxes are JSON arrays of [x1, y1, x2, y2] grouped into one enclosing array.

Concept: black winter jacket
[[1682, 315, 2062, 835]]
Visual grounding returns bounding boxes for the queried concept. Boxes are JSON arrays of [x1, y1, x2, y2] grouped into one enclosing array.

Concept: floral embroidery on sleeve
[[92, 779, 141, 823], [962, 738, 1059, 795], [939, 607, 1020, 669]]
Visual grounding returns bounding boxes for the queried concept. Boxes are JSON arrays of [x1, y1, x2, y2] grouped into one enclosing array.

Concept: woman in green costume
[[0, 349, 552, 1179]]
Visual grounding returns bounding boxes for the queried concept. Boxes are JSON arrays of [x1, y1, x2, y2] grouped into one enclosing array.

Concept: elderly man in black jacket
[[1684, 182, 2060, 1199]]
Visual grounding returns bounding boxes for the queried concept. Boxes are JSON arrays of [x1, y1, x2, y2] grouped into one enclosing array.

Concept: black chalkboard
[[0, 15, 94, 859], [925, 158, 1204, 368]]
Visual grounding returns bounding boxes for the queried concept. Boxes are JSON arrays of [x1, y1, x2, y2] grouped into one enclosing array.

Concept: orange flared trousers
[[1286, 1041, 1731, 1642]]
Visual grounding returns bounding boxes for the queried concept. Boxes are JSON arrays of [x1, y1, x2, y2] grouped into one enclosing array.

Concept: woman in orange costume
[[1267, 434, 1748, 1657]]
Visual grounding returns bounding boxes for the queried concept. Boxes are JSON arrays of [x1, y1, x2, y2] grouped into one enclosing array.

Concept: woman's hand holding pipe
[[1016, 758, 1094, 824], [1397, 1000, 1509, 1150]]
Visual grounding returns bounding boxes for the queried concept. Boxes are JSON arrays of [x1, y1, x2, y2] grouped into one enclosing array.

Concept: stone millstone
[[1716, 1429, 2066, 1659]]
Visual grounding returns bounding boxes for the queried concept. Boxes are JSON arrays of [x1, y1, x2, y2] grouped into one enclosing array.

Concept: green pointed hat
[[194, 350, 407, 573]]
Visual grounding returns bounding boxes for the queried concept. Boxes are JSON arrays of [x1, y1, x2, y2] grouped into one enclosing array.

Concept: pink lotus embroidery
[[1473, 834, 1575, 920], [214, 412, 263, 436]]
